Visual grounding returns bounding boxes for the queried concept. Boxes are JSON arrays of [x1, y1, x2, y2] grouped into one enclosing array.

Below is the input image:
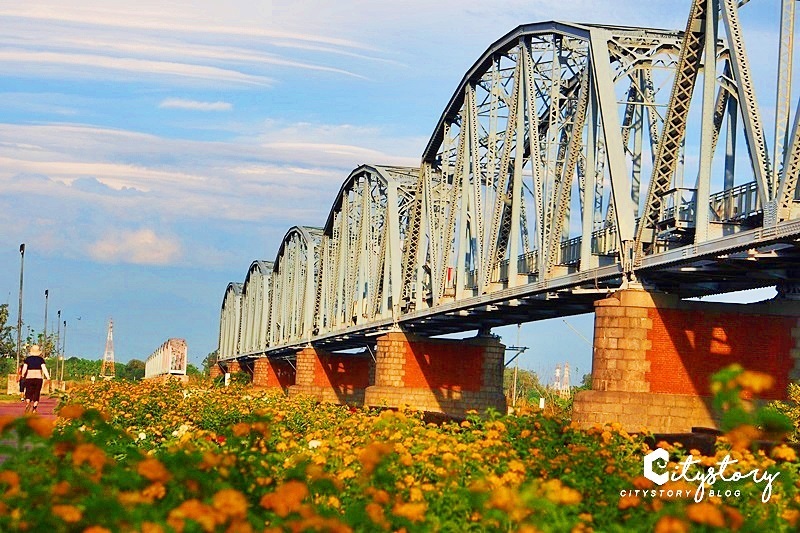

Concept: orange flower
[[27, 416, 54, 438], [137, 458, 171, 483], [358, 442, 393, 475], [83, 527, 111, 533], [725, 425, 761, 451], [140, 522, 165, 533], [0, 471, 20, 496], [212, 488, 248, 519], [72, 443, 107, 471], [167, 499, 219, 533], [0, 415, 15, 434], [58, 404, 85, 419], [782, 509, 800, 527], [365, 502, 389, 529], [392, 502, 426, 523], [51, 481, 71, 497], [632, 476, 654, 489], [653, 515, 689, 533], [142, 483, 167, 501], [686, 502, 725, 528], [259, 480, 308, 517], [52, 504, 83, 523], [723, 506, 744, 531], [618, 495, 640, 510]]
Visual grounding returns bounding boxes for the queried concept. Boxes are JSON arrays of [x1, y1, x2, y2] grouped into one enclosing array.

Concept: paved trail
[[0, 396, 58, 419]]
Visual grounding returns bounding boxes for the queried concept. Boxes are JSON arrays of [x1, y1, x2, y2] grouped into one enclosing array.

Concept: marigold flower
[[392, 502, 426, 523], [212, 488, 248, 519], [722, 505, 744, 531], [736, 371, 774, 394], [541, 479, 582, 505], [142, 483, 167, 501], [51, 481, 71, 497], [27, 416, 54, 438], [137, 458, 171, 483], [772, 444, 798, 462], [52, 504, 82, 523], [259, 480, 308, 517], [686, 502, 725, 528], [167, 499, 219, 533], [725, 425, 761, 451], [83, 526, 111, 533], [359, 441, 393, 475], [58, 404, 85, 419], [140, 522, 165, 533], [618, 494, 640, 510], [72, 443, 107, 471], [653, 515, 689, 533], [0, 471, 20, 496], [782, 509, 800, 527], [0, 415, 16, 434]]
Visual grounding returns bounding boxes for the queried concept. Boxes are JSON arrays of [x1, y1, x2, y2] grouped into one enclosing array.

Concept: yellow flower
[[772, 444, 797, 462], [392, 502, 426, 523], [212, 488, 248, 519], [52, 504, 83, 523], [685, 502, 725, 528], [736, 371, 774, 394]]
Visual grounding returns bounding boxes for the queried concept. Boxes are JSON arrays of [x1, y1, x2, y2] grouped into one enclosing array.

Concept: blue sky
[[0, 1, 787, 380]]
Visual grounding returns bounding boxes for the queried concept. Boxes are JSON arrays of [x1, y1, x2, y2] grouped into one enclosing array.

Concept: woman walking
[[21, 344, 50, 414]]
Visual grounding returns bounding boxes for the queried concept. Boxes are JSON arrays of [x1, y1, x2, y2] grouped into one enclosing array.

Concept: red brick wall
[[311, 354, 372, 389], [402, 341, 484, 392], [253, 358, 295, 388], [646, 309, 795, 399]]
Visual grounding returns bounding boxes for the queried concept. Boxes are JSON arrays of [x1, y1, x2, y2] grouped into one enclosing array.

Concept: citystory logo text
[[618, 448, 780, 503]]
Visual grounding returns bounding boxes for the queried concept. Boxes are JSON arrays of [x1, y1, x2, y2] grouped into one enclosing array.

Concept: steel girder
[[218, 282, 243, 361]]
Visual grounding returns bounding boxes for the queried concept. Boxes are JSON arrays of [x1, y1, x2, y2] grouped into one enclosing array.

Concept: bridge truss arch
[[239, 260, 274, 356], [218, 282, 243, 360], [268, 226, 323, 347], [315, 165, 418, 334]]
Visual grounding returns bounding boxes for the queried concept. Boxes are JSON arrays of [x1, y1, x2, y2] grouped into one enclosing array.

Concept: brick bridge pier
[[572, 288, 800, 433]]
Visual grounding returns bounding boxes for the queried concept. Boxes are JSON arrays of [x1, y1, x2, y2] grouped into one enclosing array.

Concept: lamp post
[[16, 243, 25, 370], [55, 310, 61, 381], [43, 289, 49, 358], [61, 320, 67, 382]]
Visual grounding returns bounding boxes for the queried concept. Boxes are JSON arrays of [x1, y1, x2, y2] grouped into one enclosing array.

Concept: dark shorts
[[18, 378, 25, 393], [24, 378, 43, 402]]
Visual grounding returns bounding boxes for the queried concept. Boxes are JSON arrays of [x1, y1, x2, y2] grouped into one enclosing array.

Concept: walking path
[[0, 396, 58, 419]]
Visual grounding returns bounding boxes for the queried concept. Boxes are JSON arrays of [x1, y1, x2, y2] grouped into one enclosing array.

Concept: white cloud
[[159, 98, 233, 111], [88, 228, 183, 265]]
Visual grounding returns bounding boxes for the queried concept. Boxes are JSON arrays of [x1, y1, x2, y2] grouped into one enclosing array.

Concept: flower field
[[1, 369, 800, 532]]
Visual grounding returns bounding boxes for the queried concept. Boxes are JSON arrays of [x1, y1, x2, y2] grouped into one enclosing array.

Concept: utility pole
[[16, 244, 25, 369]]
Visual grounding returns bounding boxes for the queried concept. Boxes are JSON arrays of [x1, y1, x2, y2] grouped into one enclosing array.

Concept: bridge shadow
[[650, 304, 794, 401], [317, 350, 373, 406]]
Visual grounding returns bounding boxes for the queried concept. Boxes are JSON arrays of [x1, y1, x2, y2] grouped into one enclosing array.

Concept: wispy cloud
[[159, 98, 233, 112], [88, 228, 183, 265]]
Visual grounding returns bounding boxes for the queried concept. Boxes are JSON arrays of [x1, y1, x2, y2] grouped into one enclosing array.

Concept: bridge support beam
[[364, 331, 506, 417], [224, 360, 242, 374], [251, 358, 296, 390], [288, 346, 373, 406], [573, 288, 800, 433]]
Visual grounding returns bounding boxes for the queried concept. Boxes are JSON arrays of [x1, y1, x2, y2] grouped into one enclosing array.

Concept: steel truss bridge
[[220, 0, 800, 362]]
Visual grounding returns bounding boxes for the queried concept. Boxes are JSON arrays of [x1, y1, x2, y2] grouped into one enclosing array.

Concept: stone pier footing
[[288, 346, 373, 405]]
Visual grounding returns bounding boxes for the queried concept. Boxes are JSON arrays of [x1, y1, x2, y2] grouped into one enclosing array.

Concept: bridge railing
[[709, 182, 761, 222]]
